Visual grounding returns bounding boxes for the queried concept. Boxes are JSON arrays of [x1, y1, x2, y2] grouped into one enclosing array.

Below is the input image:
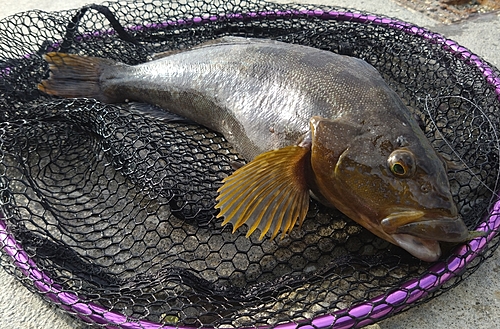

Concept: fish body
[[43, 37, 409, 161], [39, 37, 469, 262]]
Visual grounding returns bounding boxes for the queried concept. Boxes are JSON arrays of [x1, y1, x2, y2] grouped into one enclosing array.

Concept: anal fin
[[215, 145, 310, 240]]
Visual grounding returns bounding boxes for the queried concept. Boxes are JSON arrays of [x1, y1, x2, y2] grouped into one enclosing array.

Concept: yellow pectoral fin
[[215, 145, 310, 240]]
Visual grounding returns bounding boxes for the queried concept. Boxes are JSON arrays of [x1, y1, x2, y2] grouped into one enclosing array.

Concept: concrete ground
[[1, 0, 499, 328]]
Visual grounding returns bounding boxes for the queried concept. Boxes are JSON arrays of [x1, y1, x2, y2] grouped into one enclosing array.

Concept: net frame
[[0, 2, 499, 329]]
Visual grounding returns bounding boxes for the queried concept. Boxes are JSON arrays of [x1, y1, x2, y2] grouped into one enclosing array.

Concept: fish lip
[[394, 216, 469, 243], [383, 210, 469, 261], [381, 209, 468, 243], [391, 234, 441, 262]]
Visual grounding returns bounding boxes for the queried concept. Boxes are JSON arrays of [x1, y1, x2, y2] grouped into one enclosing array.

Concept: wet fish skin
[[42, 37, 401, 161], [38, 37, 470, 262]]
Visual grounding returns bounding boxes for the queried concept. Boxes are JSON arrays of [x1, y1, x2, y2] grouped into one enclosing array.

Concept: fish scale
[[38, 36, 471, 262]]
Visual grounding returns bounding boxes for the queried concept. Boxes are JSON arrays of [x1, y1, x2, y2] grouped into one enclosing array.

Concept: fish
[[38, 36, 471, 262]]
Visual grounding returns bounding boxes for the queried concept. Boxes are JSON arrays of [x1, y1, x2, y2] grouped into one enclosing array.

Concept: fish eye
[[388, 149, 416, 178], [392, 163, 406, 175]]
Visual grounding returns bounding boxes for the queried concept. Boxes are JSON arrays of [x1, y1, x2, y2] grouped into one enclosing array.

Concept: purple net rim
[[0, 7, 499, 329]]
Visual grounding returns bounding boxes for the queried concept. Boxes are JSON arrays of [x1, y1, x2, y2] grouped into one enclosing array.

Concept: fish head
[[308, 116, 468, 262]]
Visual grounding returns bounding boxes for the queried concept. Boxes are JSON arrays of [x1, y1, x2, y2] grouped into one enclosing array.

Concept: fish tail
[[38, 52, 120, 102]]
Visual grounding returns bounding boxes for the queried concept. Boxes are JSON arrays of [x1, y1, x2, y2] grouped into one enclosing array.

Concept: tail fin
[[38, 52, 119, 102]]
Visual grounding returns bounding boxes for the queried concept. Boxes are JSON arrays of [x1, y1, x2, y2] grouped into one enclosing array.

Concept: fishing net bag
[[1, 0, 500, 328]]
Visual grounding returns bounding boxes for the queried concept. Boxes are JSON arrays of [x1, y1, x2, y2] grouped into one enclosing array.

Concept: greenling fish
[[38, 36, 471, 262]]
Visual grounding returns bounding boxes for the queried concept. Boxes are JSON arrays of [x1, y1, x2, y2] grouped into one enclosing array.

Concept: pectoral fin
[[215, 145, 310, 240]]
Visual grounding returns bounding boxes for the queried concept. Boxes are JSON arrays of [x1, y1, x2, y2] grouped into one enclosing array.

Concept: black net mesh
[[1, 1, 500, 328]]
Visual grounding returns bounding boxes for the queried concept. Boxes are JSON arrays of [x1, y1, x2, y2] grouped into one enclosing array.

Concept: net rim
[[1, 5, 500, 329]]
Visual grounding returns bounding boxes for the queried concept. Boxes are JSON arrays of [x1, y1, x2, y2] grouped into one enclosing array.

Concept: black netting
[[1, 1, 500, 328]]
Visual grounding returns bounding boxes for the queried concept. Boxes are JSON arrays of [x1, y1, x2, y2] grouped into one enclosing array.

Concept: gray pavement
[[1, 0, 499, 328]]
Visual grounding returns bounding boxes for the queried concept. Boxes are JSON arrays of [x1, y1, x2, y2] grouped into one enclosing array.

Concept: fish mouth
[[391, 234, 441, 262], [381, 210, 469, 262]]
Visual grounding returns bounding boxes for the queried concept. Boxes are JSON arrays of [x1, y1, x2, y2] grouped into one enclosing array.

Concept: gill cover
[[308, 116, 364, 218]]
